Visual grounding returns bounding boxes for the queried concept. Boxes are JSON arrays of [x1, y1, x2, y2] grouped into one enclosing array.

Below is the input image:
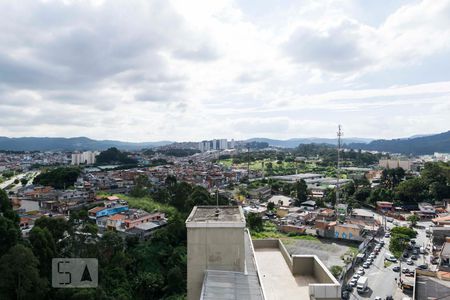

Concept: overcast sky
[[0, 0, 449, 142]]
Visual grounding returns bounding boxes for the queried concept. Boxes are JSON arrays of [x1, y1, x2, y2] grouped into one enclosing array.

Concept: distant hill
[[244, 137, 373, 148], [0, 137, 172, 151], [346, 131, 450, 155]]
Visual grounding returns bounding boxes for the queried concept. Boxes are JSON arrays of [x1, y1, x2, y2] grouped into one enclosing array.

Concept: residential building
[[88, 203, 129, 220], [186, 206, 341, 300], [71, 151, 99, 165], [378, 159, 413, 170]]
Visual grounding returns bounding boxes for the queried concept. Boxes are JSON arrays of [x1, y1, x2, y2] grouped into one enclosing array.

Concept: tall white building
[[71, 151, 99, 165], [198, 139, 234, 152]]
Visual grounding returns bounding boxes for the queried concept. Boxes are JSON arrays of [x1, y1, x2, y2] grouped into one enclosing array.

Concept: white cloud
[[0, 0, 449, 141]]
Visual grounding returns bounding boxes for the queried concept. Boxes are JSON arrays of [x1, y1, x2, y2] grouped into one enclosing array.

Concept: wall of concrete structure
[[292, 256, 314, 276], [187, 227, 245, 300]]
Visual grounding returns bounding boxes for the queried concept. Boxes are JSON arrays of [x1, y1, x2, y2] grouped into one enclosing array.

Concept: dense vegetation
[[347, 130, 450, 155], [338, 162, 450, 209], [96, 147, 137, 165], [0, 173, 231, 300], [156, 149, 200, 157], [389, 226, 417, 257], [33, 167, 81, 189]]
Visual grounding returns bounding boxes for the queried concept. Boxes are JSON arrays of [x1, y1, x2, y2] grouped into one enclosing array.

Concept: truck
[[356, 276, 368, 293]]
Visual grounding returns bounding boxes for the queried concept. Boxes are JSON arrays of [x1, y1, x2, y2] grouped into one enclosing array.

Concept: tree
[[294, 179, 308, 206], [247, 213, 263, 232], [96, 147, 137, 165], [29, 227, 56, 278], [0, 216, 20, 257], [14, 178, 20, 184], [395, 178, 429, 205], [389, 226, 417, 257], [33, 167, 81, 189], [354, 187, 371, 203], [0, 244, 48, 300], [34, 216, 70, 243], [133, 272, 164, 300], [20, 178, 28, 185], [330, 265, 343, 279], [407, 214, 420, 227], [267, 202, 275, 211]]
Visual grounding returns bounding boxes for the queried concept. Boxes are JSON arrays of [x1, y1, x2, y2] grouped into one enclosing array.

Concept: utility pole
[[247, 146, 250, 181], [336, 125, 343, 208]]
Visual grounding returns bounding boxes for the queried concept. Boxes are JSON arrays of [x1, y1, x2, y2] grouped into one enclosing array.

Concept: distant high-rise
[[71, 151, 99, 165], [198, 139, 234, 152]]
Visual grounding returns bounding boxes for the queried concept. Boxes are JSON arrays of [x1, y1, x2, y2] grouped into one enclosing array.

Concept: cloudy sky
[[0, 0, 449, 142]]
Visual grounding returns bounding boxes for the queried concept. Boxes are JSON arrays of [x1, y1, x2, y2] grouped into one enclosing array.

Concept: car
[[406, 245, 413, 250], [374, 297, 382, 300], [412, 250, 418, 255], [385, 233, 390, 238], [363, 263, 370, 269], [369, 254, 375, 259], [353, 274, 360, 280], [380, 241, 385, 246], [393, 266, 400, 272], [403, 252, 409, 258], [342, 290, 350, 300], [402, 268, 410, 273], [406, 259, 413, 265], [386, 296, 394, 300], [358, 267, 364, 272], [410, 240, 416, 245], [411, 255, 418, 260], [350, 279, 358, 287], [357, 269, 365, 276], [405, 271, 415, 277], [343, 283, 353, 292], [418, 264, 428, 270]]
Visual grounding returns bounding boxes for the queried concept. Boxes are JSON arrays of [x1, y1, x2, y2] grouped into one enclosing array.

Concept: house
[[317, 208, 336, 221], [432, 215, 450, 226], [300, 200, 317, 211], [439, 239, 450, 271], [349, 209, 375, 223], [88, 203, 129, 220], [248, 186, 271, 201], [315, 220, 336, 238], [418, 202, 437, 219], [267, 195, 292, 207], [277, 224, 306, 235], [376, 201, 393, 212], [335, 223, 364, 241]]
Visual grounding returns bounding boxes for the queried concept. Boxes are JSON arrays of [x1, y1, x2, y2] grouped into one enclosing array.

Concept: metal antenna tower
[[336, 125, 343, 208]]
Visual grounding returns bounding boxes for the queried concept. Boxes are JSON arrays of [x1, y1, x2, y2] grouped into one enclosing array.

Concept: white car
[[353, 274, 360, 280], [358, 267, 364, 272], [363, 263, 370, 269], [350, 279, 358, 287], [406, 259, 413, 265], [357, 269, 365, 276]]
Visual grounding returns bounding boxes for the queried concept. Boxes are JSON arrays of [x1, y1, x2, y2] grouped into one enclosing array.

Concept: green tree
[[20, 178, 28, 185], [407, 214, 420, 227], [267, 202, 275, 211], [294, 179, 308, 206], [395, 178, 428, 204], [0, 216, 20, 257], [0, 244, 48, 300], [34, 216, 70, 243], [29, 227, 56, 278], [330, 265, 343, 279], [389, 226, 417, 257], [247, 213, 263, 232], [354, 187, 371, 203], [133, 272, 165, 300]]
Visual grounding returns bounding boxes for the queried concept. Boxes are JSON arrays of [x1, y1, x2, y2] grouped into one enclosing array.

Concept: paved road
[[0, 171, 39, 191], [348, 236, 398, 300]]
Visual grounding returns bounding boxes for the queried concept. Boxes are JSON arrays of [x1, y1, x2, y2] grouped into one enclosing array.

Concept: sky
[[0, 0, 449, 142]]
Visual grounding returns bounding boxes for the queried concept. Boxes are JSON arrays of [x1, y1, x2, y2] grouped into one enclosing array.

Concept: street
[[346, 211, 434, 300]]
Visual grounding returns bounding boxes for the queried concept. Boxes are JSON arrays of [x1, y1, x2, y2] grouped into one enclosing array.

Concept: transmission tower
[[336, 125, 343, 208]]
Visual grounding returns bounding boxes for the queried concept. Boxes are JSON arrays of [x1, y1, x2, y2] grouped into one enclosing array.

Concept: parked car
[[350, 279, 358, 287], [410, 240, 416, 245], [357, 269, 365, 276], [411, 255, 418, 260], [385, 233, 390, 238], [353, 274, 360, 280], [406, 259, 413, 265], [342, 290, 350, 300], [402, 268, 410, 273], [374, 297, 382, 300], [418, 264, 428, 270], [403, 252, 409, 258], [358, 267, 364, 272], [393, 266, 400, 272], [363, 262, 370, 269]]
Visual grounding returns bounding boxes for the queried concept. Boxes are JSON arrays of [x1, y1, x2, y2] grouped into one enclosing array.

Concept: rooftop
[[186, 206, 245, 224]]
